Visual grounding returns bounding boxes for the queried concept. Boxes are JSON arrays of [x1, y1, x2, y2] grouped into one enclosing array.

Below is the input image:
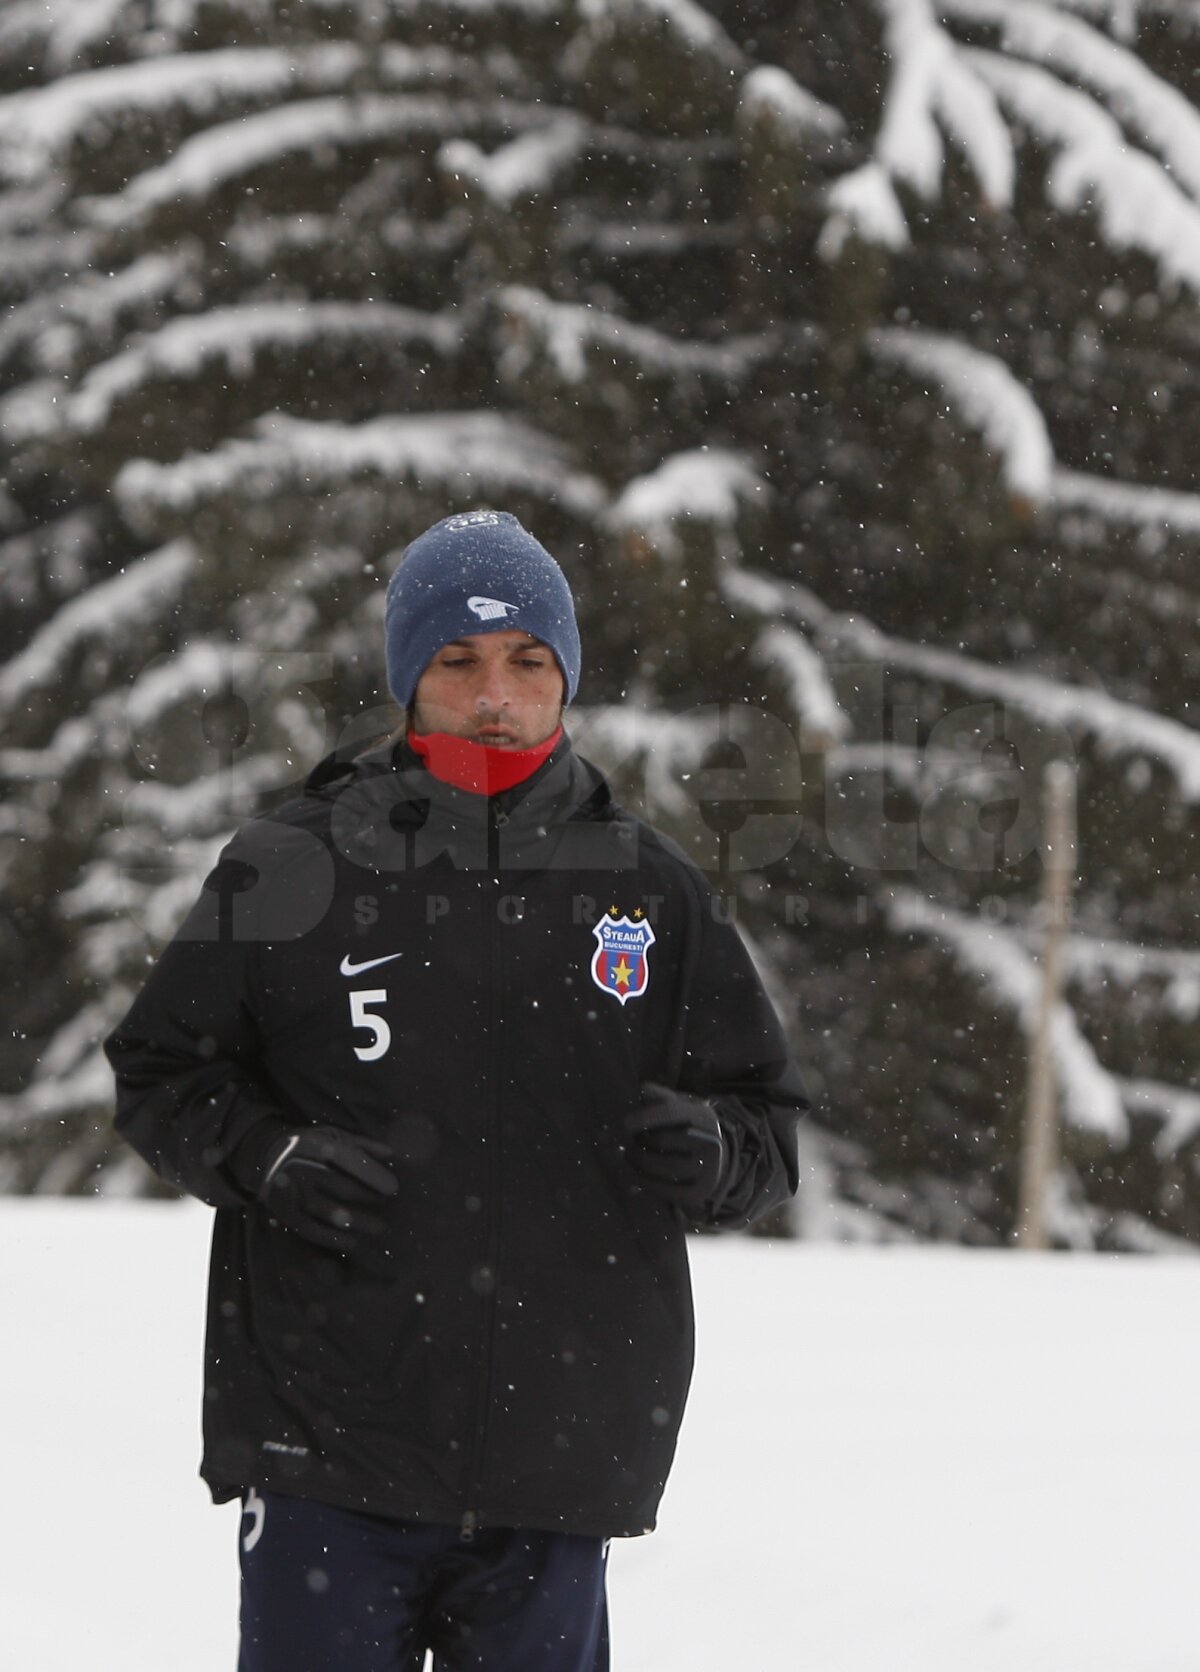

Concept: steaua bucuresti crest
[[590, 909, 656, 1006]]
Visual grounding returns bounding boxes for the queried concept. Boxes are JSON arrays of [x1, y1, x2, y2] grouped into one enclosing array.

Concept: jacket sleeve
[[671, 870, 809, 1230], [103, 821, 329, 1207]]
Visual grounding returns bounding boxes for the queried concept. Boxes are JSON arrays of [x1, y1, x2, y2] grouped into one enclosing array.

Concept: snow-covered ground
[[3, 1201, 1198, 1670]]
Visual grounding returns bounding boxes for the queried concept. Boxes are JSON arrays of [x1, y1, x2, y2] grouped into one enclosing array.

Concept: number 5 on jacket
[[350, 989, 390, 1061]]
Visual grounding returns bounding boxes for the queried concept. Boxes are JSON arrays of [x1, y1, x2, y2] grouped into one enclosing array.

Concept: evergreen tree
[[2, 0, 1197, 1245]]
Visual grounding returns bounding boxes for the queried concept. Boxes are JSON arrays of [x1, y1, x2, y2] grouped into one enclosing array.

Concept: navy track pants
[[237, 1489, 610, 1672]]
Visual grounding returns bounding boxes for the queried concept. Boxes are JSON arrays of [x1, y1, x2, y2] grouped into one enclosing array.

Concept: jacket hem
[[203, 1466, 655, 1539]]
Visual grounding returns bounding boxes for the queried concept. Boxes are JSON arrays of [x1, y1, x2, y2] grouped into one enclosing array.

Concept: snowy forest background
[[1, 0, 1198, 1250]]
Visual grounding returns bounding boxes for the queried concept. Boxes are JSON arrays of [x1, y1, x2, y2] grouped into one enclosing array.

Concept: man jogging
[[106, 509, 806, 1671]]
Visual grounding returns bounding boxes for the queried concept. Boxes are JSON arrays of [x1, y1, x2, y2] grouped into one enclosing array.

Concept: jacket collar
[[303, 728, 615, 832]]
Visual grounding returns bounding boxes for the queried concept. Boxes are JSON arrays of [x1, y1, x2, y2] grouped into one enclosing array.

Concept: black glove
[[624, 1084, 729, 1216], [241, 1125, 398, 1254]]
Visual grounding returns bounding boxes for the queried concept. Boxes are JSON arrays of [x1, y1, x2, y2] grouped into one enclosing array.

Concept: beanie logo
[[468, 595, 519, 622], [447, 512, 500, 531]]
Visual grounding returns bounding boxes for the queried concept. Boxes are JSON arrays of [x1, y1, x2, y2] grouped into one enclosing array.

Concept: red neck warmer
[[408, 726, 563, 796]]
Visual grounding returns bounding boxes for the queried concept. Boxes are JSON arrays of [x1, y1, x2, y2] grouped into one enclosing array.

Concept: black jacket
[[106, 735, 805, 1538]]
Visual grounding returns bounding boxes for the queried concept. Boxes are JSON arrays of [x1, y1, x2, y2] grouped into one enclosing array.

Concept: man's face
[[411, 630, 565, 748]]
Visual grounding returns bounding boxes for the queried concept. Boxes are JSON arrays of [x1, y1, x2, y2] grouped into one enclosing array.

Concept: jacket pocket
[[245, 1219, 429, 1405]]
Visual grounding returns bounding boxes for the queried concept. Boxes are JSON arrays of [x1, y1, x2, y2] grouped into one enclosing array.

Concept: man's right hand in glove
[[231, 1123, 398, 1254]]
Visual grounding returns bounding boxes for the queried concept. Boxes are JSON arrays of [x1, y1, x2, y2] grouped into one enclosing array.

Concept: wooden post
[[1015, 761, 1077, 1250]]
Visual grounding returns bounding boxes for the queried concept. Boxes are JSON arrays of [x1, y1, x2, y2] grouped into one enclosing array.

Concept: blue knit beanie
[[385, 510, 581, 708]]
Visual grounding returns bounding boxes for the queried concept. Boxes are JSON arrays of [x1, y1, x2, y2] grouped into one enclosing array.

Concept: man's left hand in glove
[[624, 1083, 729, 1217]]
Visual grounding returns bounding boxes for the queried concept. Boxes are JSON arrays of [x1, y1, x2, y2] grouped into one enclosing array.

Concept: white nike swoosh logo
[[339, 951, 405, 976]]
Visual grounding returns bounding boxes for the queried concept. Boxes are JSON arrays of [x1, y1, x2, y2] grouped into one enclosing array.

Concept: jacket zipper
[[461, 800, 509, 1539]]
